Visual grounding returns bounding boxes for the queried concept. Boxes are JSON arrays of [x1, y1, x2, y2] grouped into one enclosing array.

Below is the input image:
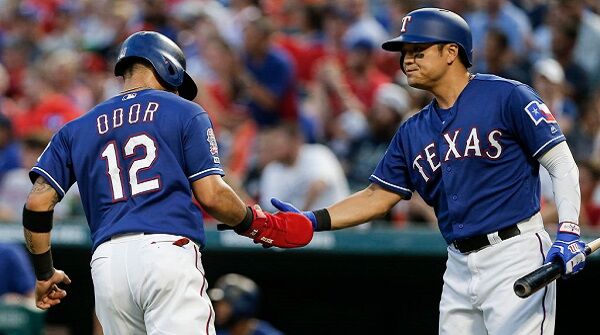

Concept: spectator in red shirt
[[12, 69, 82, 138], [343, 38, 391, 112], [307, 37, 390, 151], [275, 4, 328, 89]]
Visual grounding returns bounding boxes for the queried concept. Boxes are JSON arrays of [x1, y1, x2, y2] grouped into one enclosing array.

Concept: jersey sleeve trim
[[369, 174, 413, 198], [532, 135, 566, 158], [188, 168, 225, 181], [30, 167, 66, 197]]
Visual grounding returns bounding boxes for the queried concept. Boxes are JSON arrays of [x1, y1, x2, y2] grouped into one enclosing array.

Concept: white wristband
[[558, 221, 580, 236]]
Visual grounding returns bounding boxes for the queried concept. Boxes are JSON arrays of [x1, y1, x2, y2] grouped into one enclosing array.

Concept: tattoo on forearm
[[50, 192, 59, 209], [31, 177, 52, 193], [24, 230, 35, 253], [29, 177, 59, 210]]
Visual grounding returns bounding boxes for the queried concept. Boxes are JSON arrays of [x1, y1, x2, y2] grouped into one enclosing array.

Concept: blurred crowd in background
[[2, 0, 600, 231]]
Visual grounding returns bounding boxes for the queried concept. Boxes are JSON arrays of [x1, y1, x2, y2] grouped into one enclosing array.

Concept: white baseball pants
[[91, 233, 216, 335], [439, 213, 556, 334]]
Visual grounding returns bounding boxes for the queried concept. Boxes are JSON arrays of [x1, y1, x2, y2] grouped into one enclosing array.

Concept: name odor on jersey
[[96, 101, 159, 134], [412, 128, 502, 182]]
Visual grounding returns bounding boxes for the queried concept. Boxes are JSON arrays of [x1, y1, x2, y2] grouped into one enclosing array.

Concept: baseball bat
[[513, 237, 600, 298]]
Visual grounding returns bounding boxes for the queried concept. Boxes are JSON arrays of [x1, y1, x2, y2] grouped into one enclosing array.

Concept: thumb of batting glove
[[270, 198, 317, 229], [545, 222, 586, 277]]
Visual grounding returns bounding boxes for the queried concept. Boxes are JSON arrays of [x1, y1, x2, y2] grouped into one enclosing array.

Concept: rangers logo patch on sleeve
[[206, 128, 219, 155], [524, 101, 557, 125]]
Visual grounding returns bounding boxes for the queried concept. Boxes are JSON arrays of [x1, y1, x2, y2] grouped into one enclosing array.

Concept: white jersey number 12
[[101, 134, 160, 201]]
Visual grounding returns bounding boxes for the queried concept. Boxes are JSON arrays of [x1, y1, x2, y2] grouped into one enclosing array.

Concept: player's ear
[[445, 44, 460, 65]]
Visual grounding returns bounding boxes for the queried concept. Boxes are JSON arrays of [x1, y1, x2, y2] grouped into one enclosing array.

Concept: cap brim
[[382, 35, 450, 51], [382, 37, 405, 51], [179, 72, 198, 101]]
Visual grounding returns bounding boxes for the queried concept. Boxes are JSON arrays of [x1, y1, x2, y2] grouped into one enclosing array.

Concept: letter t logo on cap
[[401, 16, 412, 32]]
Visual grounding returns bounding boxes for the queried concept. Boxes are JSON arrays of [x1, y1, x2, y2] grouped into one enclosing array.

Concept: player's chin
[[405, 75, 425, 89]]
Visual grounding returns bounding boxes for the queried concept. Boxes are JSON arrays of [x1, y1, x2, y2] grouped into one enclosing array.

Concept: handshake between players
[[221, 204, 314, 249]]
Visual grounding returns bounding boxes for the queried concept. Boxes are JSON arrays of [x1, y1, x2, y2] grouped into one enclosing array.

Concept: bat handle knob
[[513, 280, 531, 298]]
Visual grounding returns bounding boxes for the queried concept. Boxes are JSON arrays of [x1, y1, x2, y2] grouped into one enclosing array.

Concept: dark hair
[[22, 133, 50, 151], [120, 58, 154, 78], [564, 23, 579, 40], [304, 5, 325, 32], [458, 51, 470, 67], [266, 121, 303, 140], [486, 28, 509, 49]]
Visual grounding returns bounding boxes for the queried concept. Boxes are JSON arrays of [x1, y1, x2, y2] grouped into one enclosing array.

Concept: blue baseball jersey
[[30, 89, 224, 250], [370, 74, 565, 244]]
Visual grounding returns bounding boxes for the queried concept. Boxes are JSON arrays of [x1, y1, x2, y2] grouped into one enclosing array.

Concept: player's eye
[[403, 45, 432, 59]]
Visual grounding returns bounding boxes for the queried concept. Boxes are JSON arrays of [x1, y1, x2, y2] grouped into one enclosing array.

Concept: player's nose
[[402, 57, 416, 72]]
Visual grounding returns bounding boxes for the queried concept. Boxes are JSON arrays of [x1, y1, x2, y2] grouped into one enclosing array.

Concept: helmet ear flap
[[154, 51, 185, 88], [165, 58, 176, 76]]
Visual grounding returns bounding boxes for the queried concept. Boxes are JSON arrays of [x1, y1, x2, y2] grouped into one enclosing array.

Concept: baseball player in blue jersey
[[21, 31, 312, 335], [272, 8, 587, 334]]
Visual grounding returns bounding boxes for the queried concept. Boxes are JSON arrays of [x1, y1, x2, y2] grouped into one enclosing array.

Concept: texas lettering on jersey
[[412, 128, 502, 182], [369, 74, 566, 243]]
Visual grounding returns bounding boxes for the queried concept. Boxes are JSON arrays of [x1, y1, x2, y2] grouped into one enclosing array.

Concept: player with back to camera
[[272, 7, 586, 334], [20, 31, 312, 335]]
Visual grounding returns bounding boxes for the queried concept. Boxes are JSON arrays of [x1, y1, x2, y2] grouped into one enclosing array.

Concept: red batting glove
[[220, 205, 313, 248]]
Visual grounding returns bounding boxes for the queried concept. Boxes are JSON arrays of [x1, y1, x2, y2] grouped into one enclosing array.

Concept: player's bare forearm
[[192, 175, 248, 226], [22, 175, 69, 310], [24, 176, 59, 254], [24, 229, 51, 255], [327, 184, 403, 229], [203, 190, 248, 226], [248, 86, 277, 110]]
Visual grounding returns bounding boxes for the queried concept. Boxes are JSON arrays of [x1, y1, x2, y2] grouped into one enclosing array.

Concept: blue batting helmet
[[114, 31, 198, 100], [208, 273, 260, 321], [382, 8, 473, 67]]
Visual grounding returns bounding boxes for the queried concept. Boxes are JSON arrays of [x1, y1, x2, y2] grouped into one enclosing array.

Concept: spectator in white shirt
[[258, 122, 349, 212]]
